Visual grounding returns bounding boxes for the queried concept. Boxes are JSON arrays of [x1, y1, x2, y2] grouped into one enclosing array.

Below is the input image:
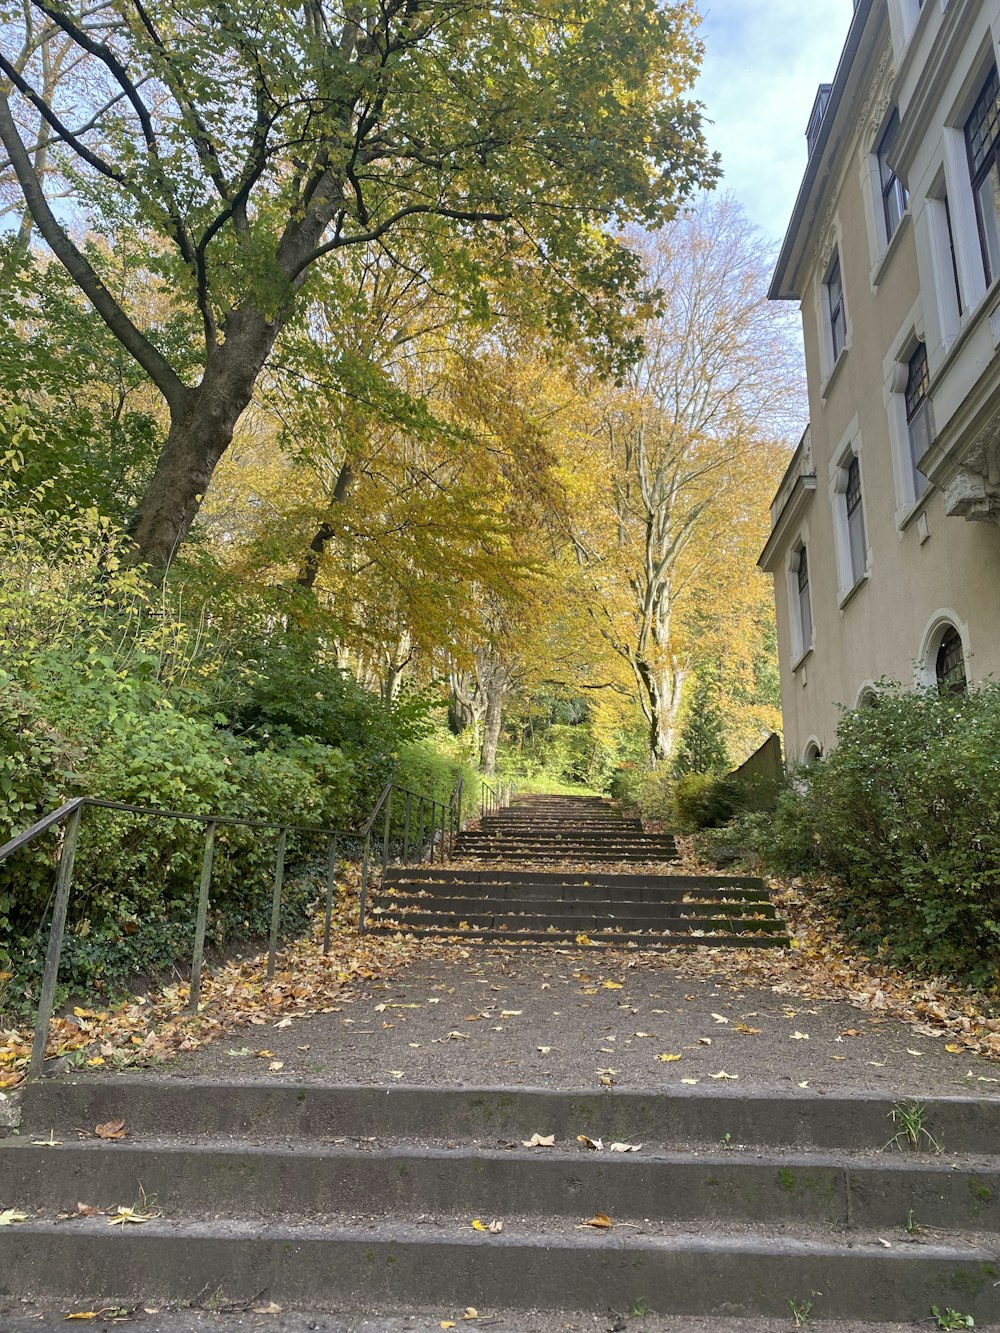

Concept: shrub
[[751, 683, 1000, 986], [606, 763, 646, 808], [655, 772, 748, 833]]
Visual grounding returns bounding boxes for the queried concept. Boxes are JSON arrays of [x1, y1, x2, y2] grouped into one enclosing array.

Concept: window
[[965, 67, 1000, 284], [827, 254, 846, 360], [878, 110, 907, 241], [904, 342, 932, 499], [845, 454, 867, 583], [793, 543, 813, 657], [803, 741, 823, 766], [935, 625, 967, 694]]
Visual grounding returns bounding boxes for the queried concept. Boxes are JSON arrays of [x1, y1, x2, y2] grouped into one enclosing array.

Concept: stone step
[[373, 910, 787, 935], [454, 846, 680, 859], [371, 925, 790, 949], [392, 869, 769, 893], [21, 1080, 1000, 1153], [381, 892, 778, 917], [3, 1138, 999, 1232], [2, 1216, 998, 1320], [455, 851, 681, 864]]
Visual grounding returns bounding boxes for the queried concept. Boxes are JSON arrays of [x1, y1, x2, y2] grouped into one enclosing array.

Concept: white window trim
[[883, 303, 934, 526], [816, 231, 850, 390], [828, 419, 871, 605], [801, 738, 824, 766], [887, 0, 932, 56], [786, 534, 814, 669], [918, 164, 965, 356], [863, 108, 910, 287], [915, 609, 972, 689], [855, 680, 880, 708]]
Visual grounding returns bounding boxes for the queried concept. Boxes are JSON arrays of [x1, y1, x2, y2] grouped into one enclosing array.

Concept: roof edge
[[768, 0, 877, 303]]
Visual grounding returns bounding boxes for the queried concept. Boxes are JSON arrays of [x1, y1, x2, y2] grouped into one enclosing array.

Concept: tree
[[0, 0, 718, 570], [564, 196, 804, 763]]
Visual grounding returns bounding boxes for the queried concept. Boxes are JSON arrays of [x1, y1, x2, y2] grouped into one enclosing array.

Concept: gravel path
[[146, 950, 1000, 1098]]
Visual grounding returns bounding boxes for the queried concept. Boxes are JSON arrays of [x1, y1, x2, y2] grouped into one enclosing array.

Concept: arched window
[[803, 741, 823, 765], [935, 625, 967, 695], [857, 687, 879, 708]]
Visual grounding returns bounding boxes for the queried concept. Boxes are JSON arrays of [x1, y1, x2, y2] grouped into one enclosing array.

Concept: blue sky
[[694, 1, 854, 244]]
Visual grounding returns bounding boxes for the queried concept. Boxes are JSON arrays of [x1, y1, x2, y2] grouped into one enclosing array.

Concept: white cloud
[[694, 1, 853, 243]]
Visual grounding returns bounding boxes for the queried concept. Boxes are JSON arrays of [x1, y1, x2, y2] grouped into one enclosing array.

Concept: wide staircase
[[370, 792, 790, 949], [3, 1079, 1000, 1322]]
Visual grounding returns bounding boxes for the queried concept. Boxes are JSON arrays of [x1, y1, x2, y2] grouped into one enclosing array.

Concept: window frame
[[827, 252, 847, 362], [787, 541, 814, 665], [964, 65, 1000, 286], [936, 624, 968, 695], [904, 341, 933, 500], [878, 109, 908, 244], [829, 426, 870, 603]]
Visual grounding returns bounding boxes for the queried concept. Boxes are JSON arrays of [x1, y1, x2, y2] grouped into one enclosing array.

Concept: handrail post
[[29, 804, 83, 1078], [359, 832, 371, 933], [381, 788, 393, 878], [403, 791, 412, 862], [417, 797, 425, 862], [455, 783, 462, 852], [322, 834, 339, 955], [439, 801, 446, 863], [189, 820, 217, 1012], [266, 827, 288, 980]]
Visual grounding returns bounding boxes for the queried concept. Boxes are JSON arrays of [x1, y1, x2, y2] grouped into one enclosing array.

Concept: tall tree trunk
[[448, 668, 481, 735], [382, 629, 412, 702], [128, 315, 279, 569], [479, 676, 505, 776], [636, 657, 686, 767], [298, 459, 355, 591]]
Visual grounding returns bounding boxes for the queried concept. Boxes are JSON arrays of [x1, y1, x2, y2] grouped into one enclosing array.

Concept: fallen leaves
[[94, 1120, 127, 1141], [107, 1205, 157, 1227], [471, 1218, 502, 1233], [522, 1133, 555, 1148], [0, 1209, 28, 1225], [790, 1032, 810, 1041], [656, 1053, 682, 1063], [709, 1071, 739, 1080], [580, 1213, 613, 1229]]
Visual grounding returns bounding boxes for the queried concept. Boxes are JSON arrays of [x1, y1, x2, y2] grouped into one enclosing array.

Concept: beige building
[[760, 0, 1000, 765]]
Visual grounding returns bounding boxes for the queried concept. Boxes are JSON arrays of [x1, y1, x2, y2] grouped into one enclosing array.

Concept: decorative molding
[[941, 429, 1000, 523]]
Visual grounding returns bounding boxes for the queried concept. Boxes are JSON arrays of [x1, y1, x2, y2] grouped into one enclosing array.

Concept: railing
[[0, 775, 467, 1077], [479, 779, 511, 819]]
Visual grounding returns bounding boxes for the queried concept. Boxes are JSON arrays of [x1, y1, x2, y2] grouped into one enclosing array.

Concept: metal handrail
[[0, 776, 459, 1077]]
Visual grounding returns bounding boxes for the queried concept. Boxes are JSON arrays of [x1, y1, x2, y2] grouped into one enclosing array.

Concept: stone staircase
[[370, 793, 789, 949], [456, 793, 679, 863], [3, 1078, 1000, 1322]]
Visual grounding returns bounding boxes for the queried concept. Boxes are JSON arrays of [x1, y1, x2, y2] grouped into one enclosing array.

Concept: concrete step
[[373, 910, 787, 935], [2, 1216, 998, 1320], [454, 849, 680, 863], [391, 869, 770, 894], [370, 925, 791, 949], [3, 1138, 999, 1232], [10, 1079, 1000, 1317], [21, 1080, 1000, 1153], [378, 890, 778, 911]]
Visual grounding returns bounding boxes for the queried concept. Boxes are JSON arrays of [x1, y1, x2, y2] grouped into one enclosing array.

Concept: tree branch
[[0, 89, 189, 414]]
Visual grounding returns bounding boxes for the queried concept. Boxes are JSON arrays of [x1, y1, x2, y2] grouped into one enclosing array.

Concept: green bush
[[752, 683, 1000, 986], [673, 773, 747, 832], [606, 763, 646, 808]]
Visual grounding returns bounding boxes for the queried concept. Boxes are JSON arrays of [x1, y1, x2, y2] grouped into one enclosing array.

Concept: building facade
[[760, 0, 1000, 765]]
